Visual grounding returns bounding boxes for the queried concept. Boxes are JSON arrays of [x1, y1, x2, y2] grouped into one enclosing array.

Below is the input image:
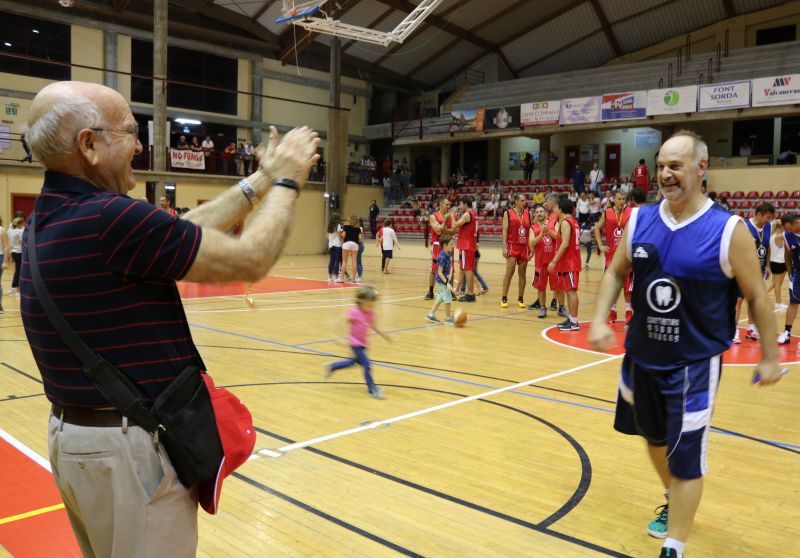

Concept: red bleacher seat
[[785, 200, 798, 209], [760, 191, 774, 199], [550, 178, 559, 185], [773, 200, 783, 209], [523, 180, 531, 186], [728, 200, 739, 209], [739, 201, 753, 209], [776, 190, 789, 199], [731, 191, 744, 199], [717, 191, 730, 199], [791, 191, 800, 199], [745, 191, 759, 199], [737, 211, 748, 218], [515, 180, 523, 186]]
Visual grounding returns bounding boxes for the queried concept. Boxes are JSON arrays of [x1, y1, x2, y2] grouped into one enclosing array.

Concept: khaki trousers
[[48, 414, 198, 557]]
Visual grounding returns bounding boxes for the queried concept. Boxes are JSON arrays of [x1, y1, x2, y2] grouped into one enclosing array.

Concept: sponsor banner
[[635, 129, 662, 149], [646, 86, 698, 115], [484, 106, 521, 130], [450, 109, 485, 132], [601, 91, 647, 120], [560, 96, 601, 124], [698, 81, 750, 112], [752, 74, 800, 107], [521, 100, 560, 126], [170, 148, 206, 170]]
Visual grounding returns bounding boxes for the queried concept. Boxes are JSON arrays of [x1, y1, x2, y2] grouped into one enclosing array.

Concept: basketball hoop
[[276, 0, 325, 24]]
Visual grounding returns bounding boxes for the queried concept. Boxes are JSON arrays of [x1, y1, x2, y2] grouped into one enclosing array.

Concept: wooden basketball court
[[1, 249, 797, 557]]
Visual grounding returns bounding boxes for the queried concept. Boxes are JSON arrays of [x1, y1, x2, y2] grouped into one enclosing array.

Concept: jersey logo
[[543, 236, 553, 245], [646, 278, 681, 313], [757, 245, 767, 260], [633, 246, 649, 259], [614, 227, 624, 238], [518, 226, 527, 236]]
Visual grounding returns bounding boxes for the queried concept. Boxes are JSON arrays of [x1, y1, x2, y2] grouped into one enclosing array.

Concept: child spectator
[[327, 213, 342, 282], [377, 218, 399, 274], [426, 235, 455, 325]]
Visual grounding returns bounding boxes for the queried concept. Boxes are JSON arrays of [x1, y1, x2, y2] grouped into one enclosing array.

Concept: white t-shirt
[[577, 199, 590, 215], [770, 231, 785, 263], [328, 225, 342, 248], [380, 227, 397, 250], [8, 227, 23, 253], [201, 139, 214, 156], [589, 169, 604, 186]]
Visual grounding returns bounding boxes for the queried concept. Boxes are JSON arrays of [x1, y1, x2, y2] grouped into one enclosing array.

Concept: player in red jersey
[[529, 204, 555, 318], [501, 193, 532, 309], [424, 197, 455, 300], [632, 158, 650, 193], [594, 190, 633, 324], [542, 192, 567, 316], [453, 196, 478, 302], [548, 197, 581, 331]]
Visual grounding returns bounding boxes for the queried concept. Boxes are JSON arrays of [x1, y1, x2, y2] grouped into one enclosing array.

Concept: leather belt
[[52, 404, 137, 428]]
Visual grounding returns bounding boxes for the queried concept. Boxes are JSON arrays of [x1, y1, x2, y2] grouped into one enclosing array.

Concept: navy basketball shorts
[[789, 273, 800, 305], [614, 354, 722, 480]]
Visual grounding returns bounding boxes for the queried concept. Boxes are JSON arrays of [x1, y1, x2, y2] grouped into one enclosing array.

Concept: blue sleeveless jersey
[[625, 200, 740, 370], [785, 232, 800, 280], [744, 219, 771, 272]]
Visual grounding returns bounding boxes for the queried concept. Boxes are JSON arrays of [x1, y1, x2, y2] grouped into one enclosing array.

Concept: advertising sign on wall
[[698, 81, 751, 111], [601, 91, 647, 120], [646, 86, 698, 115], [560, 96, 601, 124], [484, 106, 520, 130], [521, 101, 560, 126], [450, 109, 485, 132], [751, 74, 800, 107]]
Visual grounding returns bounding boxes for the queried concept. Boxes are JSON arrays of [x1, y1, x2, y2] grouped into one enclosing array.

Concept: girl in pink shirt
[[324, 286, 390, 398]]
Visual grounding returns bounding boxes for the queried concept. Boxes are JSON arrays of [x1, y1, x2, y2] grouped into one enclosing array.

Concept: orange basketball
[[453, 309, 467, 327]]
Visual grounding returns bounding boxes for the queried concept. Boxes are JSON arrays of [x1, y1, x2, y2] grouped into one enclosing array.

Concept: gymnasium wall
[[707, 166, 800, 193]]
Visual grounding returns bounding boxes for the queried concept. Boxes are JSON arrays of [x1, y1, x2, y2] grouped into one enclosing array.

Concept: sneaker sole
[[647, 529, 668, 539]]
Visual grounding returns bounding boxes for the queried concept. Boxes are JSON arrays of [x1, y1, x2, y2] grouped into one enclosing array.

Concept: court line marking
[[186, 295, 424, 314], [254, 353, 623, 459], [0, 504, 64, 526], [0, 427, 51, 472]]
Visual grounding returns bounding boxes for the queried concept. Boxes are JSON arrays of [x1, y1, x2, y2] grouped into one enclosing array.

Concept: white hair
[[26, 96, 107, 162], [670, 129, 708, 167]]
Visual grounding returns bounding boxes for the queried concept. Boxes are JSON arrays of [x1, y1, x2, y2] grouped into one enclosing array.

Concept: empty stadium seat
[[740, 201, 753, 209], [761, 191, 774, 199], [776, 190, 789, 199], [745, 191, 759, 199], [728, 200, 739, 209], [785, 200, 799, 209], [773, 200, 784, 209], [731, 191, 744, 199], [792, 191, 800, 199], [717, 191, 731, 199]]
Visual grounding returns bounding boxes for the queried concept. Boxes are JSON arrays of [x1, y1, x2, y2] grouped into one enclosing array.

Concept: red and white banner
[[170, 149, 205, 170]]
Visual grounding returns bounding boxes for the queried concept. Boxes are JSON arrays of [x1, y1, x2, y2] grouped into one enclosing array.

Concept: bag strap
[[28, 212, 161, 434]]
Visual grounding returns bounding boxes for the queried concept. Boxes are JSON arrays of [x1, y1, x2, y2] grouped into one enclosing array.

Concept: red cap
[[197, 373, 256, 514]]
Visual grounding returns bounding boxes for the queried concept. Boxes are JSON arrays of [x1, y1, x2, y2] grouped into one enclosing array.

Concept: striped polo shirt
[[20, 171, 204, 408]]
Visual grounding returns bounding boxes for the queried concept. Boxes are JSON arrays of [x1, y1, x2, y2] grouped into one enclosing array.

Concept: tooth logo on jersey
[[614, 227, 624, 238], [646, 278, 681, 313], [518, 226, 527, 236], [543, 235, 553, 245], [757, 245, 767, 260]]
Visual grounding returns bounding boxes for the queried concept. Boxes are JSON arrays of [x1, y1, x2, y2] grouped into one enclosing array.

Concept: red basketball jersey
[[633, 164, 649, 190], [431, 211, 452, 244], [555, 216, 581, 273], [603, 206, 632, 259], [533, 222, 556, 265], [507, 208, 531, 246], [457, 210, 478, 251]]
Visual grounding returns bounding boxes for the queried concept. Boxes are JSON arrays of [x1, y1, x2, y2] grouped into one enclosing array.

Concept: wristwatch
[[238, 178, 260, 207], [272, 177, 299, 191]]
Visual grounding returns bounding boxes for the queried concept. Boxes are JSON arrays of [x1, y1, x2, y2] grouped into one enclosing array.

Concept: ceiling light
[[32, 29, 39, 34], [175, 118, 201, 125], [3, 42, 11, 47]]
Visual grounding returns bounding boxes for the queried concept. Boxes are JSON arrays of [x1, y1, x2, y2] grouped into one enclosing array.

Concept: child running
[[377, 218, 400, 273], [324, 286, 390, 399], [426, 235, 456, 325]]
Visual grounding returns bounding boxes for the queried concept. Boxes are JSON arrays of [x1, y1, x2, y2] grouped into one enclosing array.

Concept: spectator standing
[[327, 213, 343, 282], [571, 165, 585, 195], [201, 136, 215, 173], [523, 152, 534, 181], [243, 142, 255, 175], [382, 155, 392, 179], [367, 154, 377, 185], [369, 199, 380, 238], [190, 136, 202, 153], [235, 143, 245, 176], [377, 218, 399, 273], [222, 142, 236, 175], [632, 158, 650, 192], [0, 219, 8, 313], [7, 216, 24, 295], [176, 135, 189, 149], [576, 192, 590, 227], [589, 163, 604, 193], [20, 132, 33, 163], [589, 192, 602, 224]]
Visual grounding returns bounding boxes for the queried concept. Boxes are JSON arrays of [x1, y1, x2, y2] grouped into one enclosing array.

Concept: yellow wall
[[707, 165, 800, 193], [342, 184, 384, 221], [117, 34, 132, 101], [71, 26, 104, 84], [0, 97, 33, 161]]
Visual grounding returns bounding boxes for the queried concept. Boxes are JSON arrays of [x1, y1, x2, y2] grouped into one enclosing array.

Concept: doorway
[[604, 144, 621, 180], [564, 145, 580, 179], [12, 194, 37, 220]]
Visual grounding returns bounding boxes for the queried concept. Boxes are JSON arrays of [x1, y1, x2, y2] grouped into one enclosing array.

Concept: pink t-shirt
[[347, 306, 374, 347]]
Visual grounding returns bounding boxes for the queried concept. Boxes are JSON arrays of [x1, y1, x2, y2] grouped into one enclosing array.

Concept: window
[[0, 13, 70, 81], [755, 25, 796, 46], [131, 39, 238, 115]]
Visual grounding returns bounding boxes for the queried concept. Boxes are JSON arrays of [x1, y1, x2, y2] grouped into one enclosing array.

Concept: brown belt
[[52, 404, 138, 428]]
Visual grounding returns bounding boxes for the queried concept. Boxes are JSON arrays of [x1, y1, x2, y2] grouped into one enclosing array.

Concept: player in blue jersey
[[777, 213, 800, 344], [732, 202, 774, 343], [589, 130, 782, 558]]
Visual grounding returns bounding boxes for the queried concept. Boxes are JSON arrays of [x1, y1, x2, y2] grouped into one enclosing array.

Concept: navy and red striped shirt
[[21, 171, 203, 408]]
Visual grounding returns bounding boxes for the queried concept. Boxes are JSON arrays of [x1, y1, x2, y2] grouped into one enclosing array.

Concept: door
[[12, 194, 37, 220], [564, 145, 580, 179], [604, 143, 621, 180]]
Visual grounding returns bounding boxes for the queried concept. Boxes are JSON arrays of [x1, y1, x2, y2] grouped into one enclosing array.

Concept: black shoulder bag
[[28, 214, 223, 487]]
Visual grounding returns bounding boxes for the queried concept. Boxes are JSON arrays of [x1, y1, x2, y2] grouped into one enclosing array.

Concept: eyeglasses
[[91, 124, 140, 137]]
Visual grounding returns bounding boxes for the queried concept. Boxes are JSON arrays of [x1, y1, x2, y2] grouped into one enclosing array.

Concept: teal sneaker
[[648, 504, 669, 538]]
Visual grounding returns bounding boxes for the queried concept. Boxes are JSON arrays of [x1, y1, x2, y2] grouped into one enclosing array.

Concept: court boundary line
[[0, 427, 51, 472], [254, 353, 622, 459]]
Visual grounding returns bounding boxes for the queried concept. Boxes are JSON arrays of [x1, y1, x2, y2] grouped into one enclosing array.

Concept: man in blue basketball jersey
[[589, 130, 782, 558], [732, 202, 774, 343], [777, 213, 800, 344]]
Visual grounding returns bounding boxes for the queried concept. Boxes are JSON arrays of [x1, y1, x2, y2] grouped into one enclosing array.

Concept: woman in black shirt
[[339, 215, 362, 283]]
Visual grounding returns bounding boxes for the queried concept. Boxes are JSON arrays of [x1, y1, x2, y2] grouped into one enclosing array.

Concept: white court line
[[255, 353, 623, 459], [0, 427, 51, 472], [186, 295, 423, 314]]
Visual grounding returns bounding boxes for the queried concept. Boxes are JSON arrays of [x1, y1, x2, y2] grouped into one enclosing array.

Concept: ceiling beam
[[437, 0, 586, 88], [514, 29, 603, 75], [169, 0, 279, 43], [112, 0, 132, 11], [721, 0, 736, 19], [589, 0, 622, 57], [252, 0, 278, 22], [340, 6, 395, 53], [277, 0, 361, 63], [402, 0, 527, 80]]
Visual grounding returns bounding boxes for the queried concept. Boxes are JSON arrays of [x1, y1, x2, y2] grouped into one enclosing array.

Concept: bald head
[[27, 81, 142, 193]]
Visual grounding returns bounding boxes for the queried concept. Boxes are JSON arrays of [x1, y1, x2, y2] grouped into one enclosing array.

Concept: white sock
[[570, 316, 578, 324], [626, 302, 631, 311], [610, 304, 617, 312], [748, 323, 757, 332], [663, 538, 685, 557]]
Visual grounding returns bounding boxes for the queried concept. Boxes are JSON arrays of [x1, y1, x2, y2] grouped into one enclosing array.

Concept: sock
[[786, 324, 793, 334], [626, 302, 632, 311], [747, 323, 756, 332], [664, 489, 670, 502], [570, 316, 578, 324], [663, 538, 685, 557], [610, 304, 617, 312], [502, 296, 507, 302]]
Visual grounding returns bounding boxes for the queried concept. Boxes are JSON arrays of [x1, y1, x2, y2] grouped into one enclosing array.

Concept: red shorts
[[507, 243, 531, 261], [431, 243, 442, 274], [556, 270, 580, 291], [533, 266, 556, 291], [624, 271, 634, 294], [459, 249, 476, 271]]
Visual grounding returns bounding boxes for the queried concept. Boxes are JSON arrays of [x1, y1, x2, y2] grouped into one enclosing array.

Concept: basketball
[[453, 309, 467, 327]]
